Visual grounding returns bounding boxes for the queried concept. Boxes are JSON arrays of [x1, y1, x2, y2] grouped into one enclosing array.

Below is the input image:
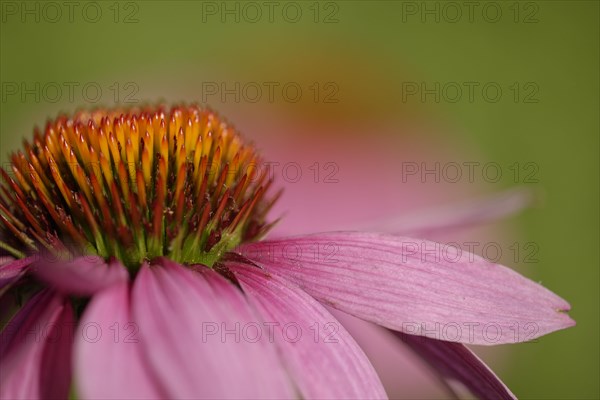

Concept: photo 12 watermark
[[201, 321, 340, 344], [401, 81, 540, 104], [1, 81, 140, 104], [201, 81, 340, 104], [399, 240, 540, 264], [402, 321, 541, 344], [199, 1, 340, 24], [400, 161, 540, 184], [0, 320, 139, 345], [399, 1, 540, 24], [1, 1, 140, 24]]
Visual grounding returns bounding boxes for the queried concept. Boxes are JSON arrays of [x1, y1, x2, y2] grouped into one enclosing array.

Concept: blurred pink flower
[[0, 105, 573, 399]]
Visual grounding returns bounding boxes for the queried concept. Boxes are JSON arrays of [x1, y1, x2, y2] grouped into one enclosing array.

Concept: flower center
[[0, 105, 278, 269]]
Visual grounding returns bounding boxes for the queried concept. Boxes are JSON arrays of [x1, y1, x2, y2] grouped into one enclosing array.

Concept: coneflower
[[0, 104, 574, 399]]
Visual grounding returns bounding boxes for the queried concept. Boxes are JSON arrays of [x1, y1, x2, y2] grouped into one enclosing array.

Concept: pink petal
[[39, 299, 75, 398], [131, 259, 294, 399], [366, 187, 534, 236], [238, 232, 575, 345], [74, 281, 163, 399], [249, 117, 486, 237], [0, 256, 35, 293], [32, 256, 128, 296], [229, 261, 387, 399], [397, 332, 516, 399], [330, 308, 458, 399], [0, 256, 14, 265], [1, 289, 73, 399]]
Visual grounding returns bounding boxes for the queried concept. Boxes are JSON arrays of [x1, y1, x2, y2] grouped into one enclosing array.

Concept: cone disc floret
[[0, 104, 278, 269]]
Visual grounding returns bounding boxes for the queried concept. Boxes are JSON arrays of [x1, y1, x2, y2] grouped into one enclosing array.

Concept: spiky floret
[[0, 104, 279, 269]]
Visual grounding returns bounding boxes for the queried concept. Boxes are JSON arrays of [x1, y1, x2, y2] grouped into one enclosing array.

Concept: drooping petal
[[256, 117, 485, 237], [396, 331, 516, 400], [366, 187, 533, 236], [32, 256, 128, 296], [329, 307, 460, 399], [238, 232, 574, 345], [131, 259, 294, 399], [230, 261, 387, 399], [0, 256, 35, 294], [39, 300, 75, 399], [0, 289, 73, 399], [74, 281, 163, 399]]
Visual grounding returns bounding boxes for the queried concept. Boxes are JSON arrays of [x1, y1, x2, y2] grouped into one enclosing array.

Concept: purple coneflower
[[0, 104, 573, 399]]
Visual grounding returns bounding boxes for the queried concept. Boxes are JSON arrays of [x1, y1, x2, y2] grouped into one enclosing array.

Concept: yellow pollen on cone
[[0, 104, 279, 268]]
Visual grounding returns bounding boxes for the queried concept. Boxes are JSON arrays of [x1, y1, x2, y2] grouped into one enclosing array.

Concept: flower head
[[0, 105, 275, 268], [0, 104, 574, 400]]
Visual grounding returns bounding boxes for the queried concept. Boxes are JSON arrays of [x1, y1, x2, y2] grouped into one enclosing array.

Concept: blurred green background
[[1, 1, 598, 398]]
